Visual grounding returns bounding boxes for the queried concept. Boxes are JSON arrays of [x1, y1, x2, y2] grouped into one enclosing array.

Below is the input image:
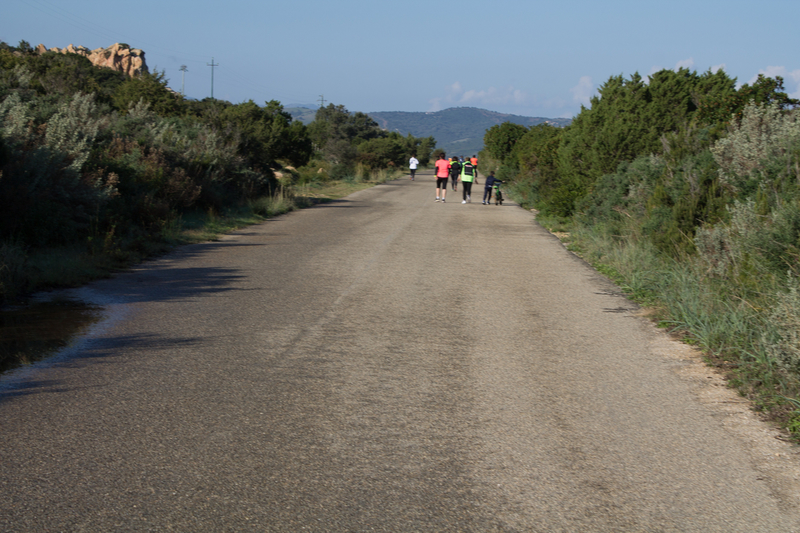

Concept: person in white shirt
[[409, 155, 419, 180]]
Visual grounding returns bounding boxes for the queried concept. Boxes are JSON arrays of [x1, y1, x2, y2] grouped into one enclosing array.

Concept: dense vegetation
[[0, 41, 433, 303], [483, 67, 800, 433], [303, 103, 434, 182]]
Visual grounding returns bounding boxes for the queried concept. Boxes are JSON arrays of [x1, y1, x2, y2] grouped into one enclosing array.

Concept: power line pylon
[[207, 57, 219, 99]]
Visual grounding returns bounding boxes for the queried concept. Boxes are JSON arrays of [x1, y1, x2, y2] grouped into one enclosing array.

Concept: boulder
[[36, 42, 148, 77]]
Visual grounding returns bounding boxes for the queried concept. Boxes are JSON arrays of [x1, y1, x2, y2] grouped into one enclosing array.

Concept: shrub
[[763, 280, 800, 373], [356, 136, 405, 169], [45, 92, 102, 175], [248, 188, 294, 218], [295, 160, 330, 184], [712, 104, 800, 194], [695, 199, 800, 282], [0, 91, 34, 143], [113, 71, 182, 117], [0, 92, 113, 244], [329, 162, 352, 181], [694, 200, 766, 278]]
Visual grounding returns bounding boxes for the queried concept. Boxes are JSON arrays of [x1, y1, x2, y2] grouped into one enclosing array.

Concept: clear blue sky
[[4, 0, 799, 118]]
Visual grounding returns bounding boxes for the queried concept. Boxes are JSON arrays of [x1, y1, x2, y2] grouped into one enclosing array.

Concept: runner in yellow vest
[[460, 159, 478, 203]]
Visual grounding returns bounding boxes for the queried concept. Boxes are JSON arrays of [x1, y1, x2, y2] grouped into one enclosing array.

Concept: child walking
[[483, 171, 501, 204]]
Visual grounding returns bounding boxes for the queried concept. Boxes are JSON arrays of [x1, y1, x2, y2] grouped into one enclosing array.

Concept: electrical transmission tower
[[179, 65, 188, 96], [207, 57, 219, 99], [319, 94, 326, 108]]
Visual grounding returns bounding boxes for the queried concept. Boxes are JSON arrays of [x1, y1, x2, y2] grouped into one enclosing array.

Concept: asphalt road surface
[[3, 171, 800, 531]]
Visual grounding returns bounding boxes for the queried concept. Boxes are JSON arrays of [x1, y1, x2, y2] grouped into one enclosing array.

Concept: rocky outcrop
[[36, 43, 148, 77]]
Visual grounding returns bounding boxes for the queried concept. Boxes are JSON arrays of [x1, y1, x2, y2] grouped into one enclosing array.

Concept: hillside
[[285, 105, 317, 125], [368, 107, 572, 157]]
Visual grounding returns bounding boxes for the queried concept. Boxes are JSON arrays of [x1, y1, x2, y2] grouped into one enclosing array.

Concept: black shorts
[[436, 177, 448, 188]]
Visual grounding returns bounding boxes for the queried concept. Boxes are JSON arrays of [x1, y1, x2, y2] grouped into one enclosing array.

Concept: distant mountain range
[[285, 105, 572, 156]]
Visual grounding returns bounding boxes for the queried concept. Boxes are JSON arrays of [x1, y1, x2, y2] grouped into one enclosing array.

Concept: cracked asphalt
[[2, 170, 800, 531]]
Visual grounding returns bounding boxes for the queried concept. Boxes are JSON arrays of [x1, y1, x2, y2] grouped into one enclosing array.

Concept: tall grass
[[248, 186, 296, 218], [369, 167, 402, 183], [345, 163, 402, 184]]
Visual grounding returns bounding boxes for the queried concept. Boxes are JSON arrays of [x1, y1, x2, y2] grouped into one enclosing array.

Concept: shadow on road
[[0, 333, 201, 401], [310, 204, 366, 209], [113, 266, 246, 304]]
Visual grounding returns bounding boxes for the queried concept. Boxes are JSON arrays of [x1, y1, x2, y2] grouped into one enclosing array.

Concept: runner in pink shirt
[[434, 153, 450, 202]]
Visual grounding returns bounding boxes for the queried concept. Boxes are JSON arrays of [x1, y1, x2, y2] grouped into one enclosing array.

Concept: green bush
[[0, 92, 112, 244], [484, 122, 528, 161], [357, 136, 406, 169], [763, 281, 800, 374], [295, 159, 330, 184], [113, 70, 181, 117], [712, 103, 800, 196], [695, 198, 800, 284], [329, 162, 352, 181]]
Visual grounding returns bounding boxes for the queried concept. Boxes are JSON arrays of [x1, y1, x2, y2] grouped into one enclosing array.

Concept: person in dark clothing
[[483, 171, 501, 204], [449, 157, 461, 191]]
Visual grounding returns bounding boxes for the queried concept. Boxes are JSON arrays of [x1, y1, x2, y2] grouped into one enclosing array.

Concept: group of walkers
[[409, 153, 501, 205]]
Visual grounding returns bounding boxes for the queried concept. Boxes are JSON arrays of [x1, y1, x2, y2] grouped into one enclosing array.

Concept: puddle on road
[[0, 299, 103, 374]]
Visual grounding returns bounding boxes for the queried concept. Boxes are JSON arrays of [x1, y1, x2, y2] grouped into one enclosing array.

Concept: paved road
[[2, 171, 800, 531]]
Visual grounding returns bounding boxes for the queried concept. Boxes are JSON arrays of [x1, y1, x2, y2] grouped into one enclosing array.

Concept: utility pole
[[207, 57, 219, 99], [179, 65, 187, 96], [318, 94, 326, 108]]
